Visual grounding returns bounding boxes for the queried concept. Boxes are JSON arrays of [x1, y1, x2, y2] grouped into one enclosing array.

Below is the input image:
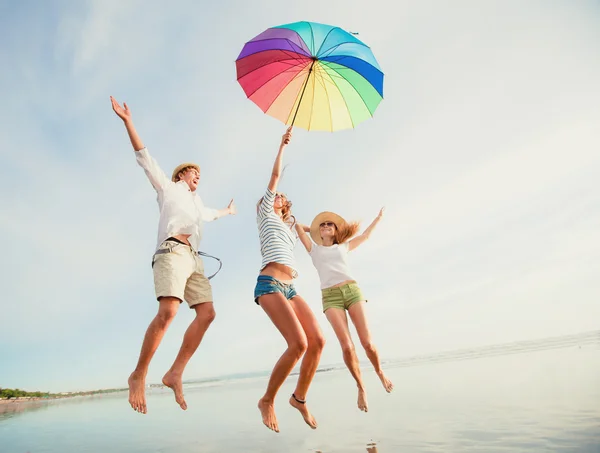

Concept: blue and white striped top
[[257, 188, 298, 278]]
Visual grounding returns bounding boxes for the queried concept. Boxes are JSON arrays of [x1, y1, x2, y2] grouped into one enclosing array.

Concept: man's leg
[[162, 302, 216, 410], [128, 297, 180, 414]]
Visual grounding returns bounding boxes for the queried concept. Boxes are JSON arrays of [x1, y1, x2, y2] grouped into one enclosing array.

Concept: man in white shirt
[[111, 96, 236, 414]]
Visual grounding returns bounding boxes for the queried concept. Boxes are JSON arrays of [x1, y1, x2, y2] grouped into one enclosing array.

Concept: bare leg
[[288, 295, 326, 428], [162, 302, 216, 410], [128, 297, 179, 414], [257, 292, 308, 433], [348, 302, 394, 393], [325, 308, 368, 412]]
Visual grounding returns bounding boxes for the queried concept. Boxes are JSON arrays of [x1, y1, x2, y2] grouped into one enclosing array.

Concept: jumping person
[[295, 209, 393, 413], [254, 127, 325, 433], [111, 96, 236, 414]]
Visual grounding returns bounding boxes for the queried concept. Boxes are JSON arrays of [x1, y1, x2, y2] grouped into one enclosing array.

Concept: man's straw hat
[[171, 163, 200, 182], [310, 211, 347, 245]]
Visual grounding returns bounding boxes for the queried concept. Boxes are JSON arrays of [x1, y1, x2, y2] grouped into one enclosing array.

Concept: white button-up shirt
[[136, 148, 219, 251]]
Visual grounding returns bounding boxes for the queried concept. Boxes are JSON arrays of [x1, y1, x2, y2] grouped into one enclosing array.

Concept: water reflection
[[0, 401, 52, 421]]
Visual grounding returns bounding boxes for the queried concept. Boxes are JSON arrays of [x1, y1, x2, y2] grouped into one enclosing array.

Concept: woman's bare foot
[[128, 372, 147, 414], [358, 388, 368, 412], [258, 397, 279, 433], [377, 371, 394, 393], [289, 395, 317, 429], [162, 370, 187, 410]]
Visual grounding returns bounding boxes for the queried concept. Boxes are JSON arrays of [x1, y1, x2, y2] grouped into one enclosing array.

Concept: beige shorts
[[152, 239, 212, 308]]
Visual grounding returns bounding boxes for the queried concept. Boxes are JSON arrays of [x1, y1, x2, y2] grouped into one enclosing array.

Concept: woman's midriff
[[260, 262, 295, 283], [328, 279, 357, 289]]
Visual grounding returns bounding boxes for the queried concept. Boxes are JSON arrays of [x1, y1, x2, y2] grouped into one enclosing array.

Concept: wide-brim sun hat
[[310, 211, 348, 245], [171, 162, 200, 182]]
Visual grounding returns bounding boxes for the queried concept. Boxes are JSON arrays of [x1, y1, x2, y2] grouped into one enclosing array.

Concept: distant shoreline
[[0, 388, 128, 406], [3, 330, 597, 404]]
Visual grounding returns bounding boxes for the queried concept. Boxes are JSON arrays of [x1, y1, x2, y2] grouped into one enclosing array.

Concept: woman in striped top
[[254, 127, 325, 433]]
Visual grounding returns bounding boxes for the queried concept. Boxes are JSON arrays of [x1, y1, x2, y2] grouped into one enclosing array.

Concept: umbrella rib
[[263, 67, 310, 114], [315, 27, 340, 58], [321, 62, 358, 128], [308, 63, 322, 130], [246, 59, 310, 98], [316, 64, 334, 132], [331, 64, 375, 117], [319, 41, 373, 60], [307, 21, 315, 55], [237, 52, 310, 82], [243, 59, 311, 99], [321, 54, 384, 79], [242, 37, 312, 58]]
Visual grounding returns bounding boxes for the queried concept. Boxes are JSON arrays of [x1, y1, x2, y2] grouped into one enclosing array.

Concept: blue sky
[[1, 0, 599, 393]]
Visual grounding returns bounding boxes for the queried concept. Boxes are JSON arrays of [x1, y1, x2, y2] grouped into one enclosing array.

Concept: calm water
[[1, 348, 599, 453]]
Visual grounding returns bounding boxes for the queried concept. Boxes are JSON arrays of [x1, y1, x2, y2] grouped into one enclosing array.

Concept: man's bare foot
[[289, 394, 317, 429], [258, 397, 279, 433], [377, 371, 394, 393], [358, 388, 368, 412], [162, 370, 187, 410], [128, 372, 147, 414]]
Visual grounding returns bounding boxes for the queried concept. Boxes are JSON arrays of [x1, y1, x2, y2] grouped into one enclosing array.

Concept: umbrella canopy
[[236, 21, 384, 131]]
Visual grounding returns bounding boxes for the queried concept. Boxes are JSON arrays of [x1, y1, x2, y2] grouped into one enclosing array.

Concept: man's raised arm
[[111, 96, 145, 151]]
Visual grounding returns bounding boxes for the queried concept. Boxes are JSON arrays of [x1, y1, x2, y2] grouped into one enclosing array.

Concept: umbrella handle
[[283, 125, 293, 144]]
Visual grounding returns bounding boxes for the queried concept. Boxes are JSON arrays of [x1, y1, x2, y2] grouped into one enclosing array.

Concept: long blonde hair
[[333, 221, 360, 244]]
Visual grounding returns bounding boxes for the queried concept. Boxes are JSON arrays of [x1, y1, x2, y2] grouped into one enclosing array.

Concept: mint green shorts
[[321, 282, 366, 312]]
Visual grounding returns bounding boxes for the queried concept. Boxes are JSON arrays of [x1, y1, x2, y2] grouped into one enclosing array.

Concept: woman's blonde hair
[[333, 221, 360, 244], [257, 193, 295, 225]]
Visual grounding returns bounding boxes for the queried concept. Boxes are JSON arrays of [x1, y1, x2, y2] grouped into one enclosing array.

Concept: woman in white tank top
[[296, 208, 394, 412]]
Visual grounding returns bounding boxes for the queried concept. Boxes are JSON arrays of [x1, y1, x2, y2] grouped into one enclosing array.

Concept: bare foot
[[128, 372, 147, 414], [162, 371, 187, 410], [377, 371, 394, 393], [258, 398, 279, 433], [289, 395, 317, 429], [358, 388, 368, 412]]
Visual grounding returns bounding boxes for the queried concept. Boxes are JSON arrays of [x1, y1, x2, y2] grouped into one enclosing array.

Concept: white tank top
[[309, 242, 354, 289]]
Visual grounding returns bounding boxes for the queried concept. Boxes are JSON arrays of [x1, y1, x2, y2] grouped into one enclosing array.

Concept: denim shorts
[[254, 275, 297, 304]]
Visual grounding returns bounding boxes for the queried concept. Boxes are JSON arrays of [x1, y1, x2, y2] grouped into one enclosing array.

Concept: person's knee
[[361, 340, 375, 354], [289, 335, 308, 358], [309, 334, 326, 352], [157, 298, 179, 325], [198, 304, 216, 324], [341, 342, 355, 355]]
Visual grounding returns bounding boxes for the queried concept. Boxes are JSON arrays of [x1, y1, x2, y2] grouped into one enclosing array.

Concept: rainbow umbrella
[[235, 21, 383, 131]]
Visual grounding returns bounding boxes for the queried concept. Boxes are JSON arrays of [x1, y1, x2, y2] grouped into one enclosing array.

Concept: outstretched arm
[[216, 199, 237, 218], [295, 222, 312, 253], [201, 199, 237, 222], [112, 96, 170, 191], [111, 96, 144, 151], [268, 127, 293, 192], [348, 207, 385, 251]]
